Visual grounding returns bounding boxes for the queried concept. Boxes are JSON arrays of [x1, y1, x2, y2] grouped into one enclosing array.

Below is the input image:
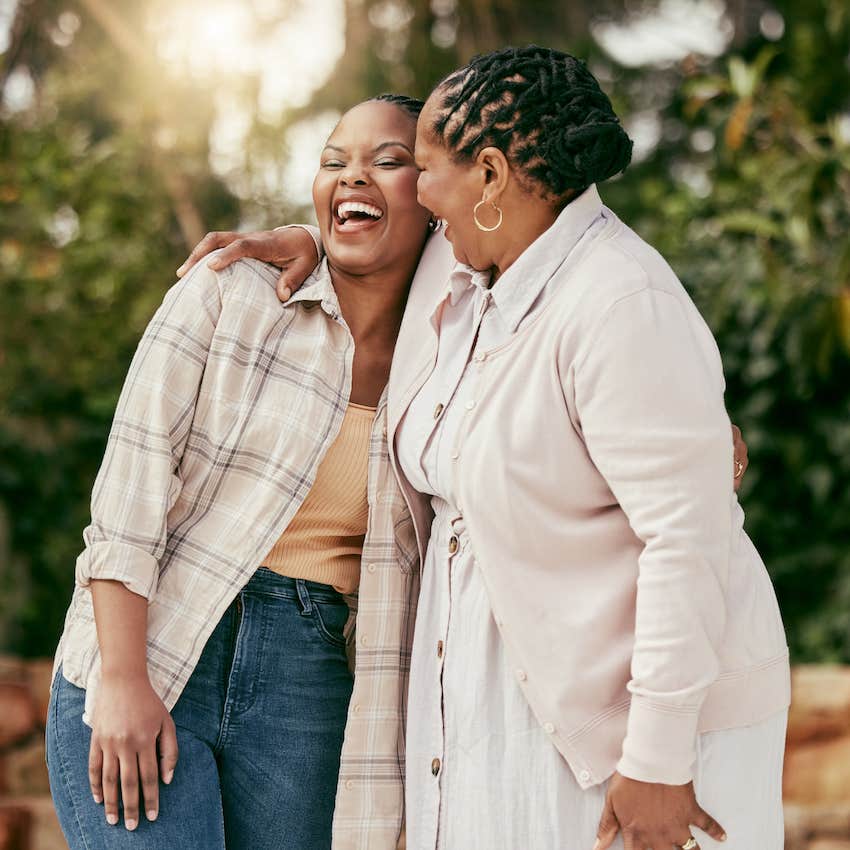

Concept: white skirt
[[405, 501, 787, 850]]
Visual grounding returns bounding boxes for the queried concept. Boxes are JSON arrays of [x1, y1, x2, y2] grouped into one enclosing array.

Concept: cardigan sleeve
[[573, 285, 734, 785], [74, 263, 222, 600]]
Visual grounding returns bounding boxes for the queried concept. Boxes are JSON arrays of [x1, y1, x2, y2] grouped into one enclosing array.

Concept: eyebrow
[[321, 141, 414, 156]]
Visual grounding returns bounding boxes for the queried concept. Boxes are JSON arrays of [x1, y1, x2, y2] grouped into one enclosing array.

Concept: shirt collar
[[286, 257, 343, 318], [447, 184, 605, 334]]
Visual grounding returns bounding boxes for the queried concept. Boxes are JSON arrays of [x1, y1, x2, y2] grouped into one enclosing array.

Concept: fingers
[[731, 423, 748, 491], [138, 745, 160, 824], [206, 237, 264, 272], [118, 749, 141, 830], [159, 714, 179, 786], [88, 736, 104, 804], [101, 751, 121, 826], [692, 806, 727, 843], [592, 794, 620, 850], [176, 231, 237, 278], [275, 258, 314, 303]]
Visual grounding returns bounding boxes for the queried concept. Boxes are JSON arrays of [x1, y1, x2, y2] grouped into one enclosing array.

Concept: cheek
[[386, 171, 429, 218]]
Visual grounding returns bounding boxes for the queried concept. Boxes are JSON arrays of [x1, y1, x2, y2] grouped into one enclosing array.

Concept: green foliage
[[1, 0, 848, 660]]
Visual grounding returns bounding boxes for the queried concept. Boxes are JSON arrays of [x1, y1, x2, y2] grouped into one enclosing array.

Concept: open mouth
[[333, 200, 385, 231]]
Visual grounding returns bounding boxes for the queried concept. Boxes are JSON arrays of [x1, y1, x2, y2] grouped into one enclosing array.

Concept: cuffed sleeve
[[574, 284, 733, 785], [76, 262, 222, 600], [274, 223, 323, 262]]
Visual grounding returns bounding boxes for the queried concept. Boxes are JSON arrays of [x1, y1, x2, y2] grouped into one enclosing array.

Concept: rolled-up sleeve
[[75, 263, 222, 599], [573, 284, 733, 785]]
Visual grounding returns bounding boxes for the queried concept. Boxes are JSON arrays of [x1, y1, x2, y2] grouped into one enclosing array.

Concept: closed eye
[[321, 160, 345, 169]]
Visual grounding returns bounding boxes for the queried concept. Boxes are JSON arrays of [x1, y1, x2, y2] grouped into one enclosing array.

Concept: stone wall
[[0, 659, 848, 849]]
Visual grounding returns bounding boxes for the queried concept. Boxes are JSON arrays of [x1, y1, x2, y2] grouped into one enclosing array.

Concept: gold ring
[[681, 839, 699, 850], [734, 459, 745, 479]]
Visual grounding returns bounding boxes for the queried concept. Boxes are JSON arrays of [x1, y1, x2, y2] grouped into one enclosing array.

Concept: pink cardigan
[[385, 187, 790, 787]]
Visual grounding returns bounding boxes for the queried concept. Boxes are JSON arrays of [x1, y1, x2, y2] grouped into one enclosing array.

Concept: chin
[[326, 240, 381, 275]]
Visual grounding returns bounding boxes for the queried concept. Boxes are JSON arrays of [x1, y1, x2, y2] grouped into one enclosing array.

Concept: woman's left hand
[[593, 771, 726, 850], [731, 423, 748, 492]]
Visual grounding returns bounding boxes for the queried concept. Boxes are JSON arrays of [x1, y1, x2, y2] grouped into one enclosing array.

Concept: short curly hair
[[428, 45, 633, 205]]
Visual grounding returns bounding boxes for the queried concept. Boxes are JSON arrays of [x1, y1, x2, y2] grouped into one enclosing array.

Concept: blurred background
[[0, 2, 849, 847], [0, 0, 849, 667]]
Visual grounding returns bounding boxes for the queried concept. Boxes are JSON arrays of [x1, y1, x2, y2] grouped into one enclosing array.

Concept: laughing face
[[312, 101, 432, 277]]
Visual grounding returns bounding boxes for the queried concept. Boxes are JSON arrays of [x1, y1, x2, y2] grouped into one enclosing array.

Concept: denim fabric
[[47, 569, 354, 850]]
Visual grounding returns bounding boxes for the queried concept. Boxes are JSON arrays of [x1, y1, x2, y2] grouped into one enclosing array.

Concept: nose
[[339, 163, 369, 187]]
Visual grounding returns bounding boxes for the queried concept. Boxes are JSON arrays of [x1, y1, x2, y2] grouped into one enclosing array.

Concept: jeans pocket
[[311, 598, 349, 648]]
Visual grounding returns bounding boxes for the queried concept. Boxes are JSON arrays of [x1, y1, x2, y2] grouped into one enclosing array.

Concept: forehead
[[326, 101, 416, 148]]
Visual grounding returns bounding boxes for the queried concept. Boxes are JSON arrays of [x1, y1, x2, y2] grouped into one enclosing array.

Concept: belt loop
[[295, 578, 312, 615]]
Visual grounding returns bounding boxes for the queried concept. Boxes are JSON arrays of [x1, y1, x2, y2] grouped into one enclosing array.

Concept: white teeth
[[336, 201, 384, 221]]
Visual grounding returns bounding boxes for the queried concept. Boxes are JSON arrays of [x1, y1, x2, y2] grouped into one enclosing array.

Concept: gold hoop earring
[[473, 199, 503, 232]]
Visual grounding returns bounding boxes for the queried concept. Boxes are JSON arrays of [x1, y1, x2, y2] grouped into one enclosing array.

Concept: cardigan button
[[543, 722, 555, 735], [433, 403, 444, 419], [431, 758, 441, 776], [448, 536, 459, 554]]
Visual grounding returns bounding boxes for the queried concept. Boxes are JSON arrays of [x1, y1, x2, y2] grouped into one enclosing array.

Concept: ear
[[475, 146, 510, 204]]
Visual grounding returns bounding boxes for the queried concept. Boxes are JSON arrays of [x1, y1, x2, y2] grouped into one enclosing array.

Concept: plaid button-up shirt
[[54, 255, 419, 850]]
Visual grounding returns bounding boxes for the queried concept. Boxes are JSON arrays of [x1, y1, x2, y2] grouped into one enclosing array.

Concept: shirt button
[[345, 779, 355, 790], [543, 722, 555, 735], [382, 423, 388, 437], [367, 563, 377, 573], [353, 704, 362, 714], [516, 669, 527, 682], [431, 758, 441, 776], [579, 770, 591, 783], [360, 634, 368, 646], [433, 403, 444, 419], [448, 535, 459, 554], [437, 640, 444, 658], [465, 400, 475, 410], [450, 451, 459, 461]]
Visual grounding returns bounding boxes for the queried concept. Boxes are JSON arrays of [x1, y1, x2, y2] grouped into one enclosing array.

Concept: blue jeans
[[47, 569, 354, 850]]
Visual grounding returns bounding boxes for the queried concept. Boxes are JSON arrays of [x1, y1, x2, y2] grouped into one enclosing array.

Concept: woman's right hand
[[89, 671, 179, 831], [176, 227, 319, 302]]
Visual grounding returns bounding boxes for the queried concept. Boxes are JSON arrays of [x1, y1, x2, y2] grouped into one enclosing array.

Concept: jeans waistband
[[244, 567, 346, 604]]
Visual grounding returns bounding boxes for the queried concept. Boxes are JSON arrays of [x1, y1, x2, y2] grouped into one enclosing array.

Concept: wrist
[[100, 661, 150, 685]]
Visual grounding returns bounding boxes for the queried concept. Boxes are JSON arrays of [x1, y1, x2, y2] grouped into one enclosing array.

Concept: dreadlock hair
[[368, 93, 425, 120], [429, 46, 633, 206]]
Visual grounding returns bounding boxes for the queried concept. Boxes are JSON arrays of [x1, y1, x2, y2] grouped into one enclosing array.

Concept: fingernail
[[164, 768, 174, 785], [592, 841, 601, 850], [175, 265, 186, 277], [93, 794, 103, 804], [720, 833, 727, 842], [281, 287, 291, 301], [207, 259, 222, 270], [125, 818, 137, 831], [147, 810, 158, 822], [106, 813, 118, 826]]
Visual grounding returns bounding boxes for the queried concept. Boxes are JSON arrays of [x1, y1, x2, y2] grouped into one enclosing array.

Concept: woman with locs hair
[[180, 47, 783, 850]]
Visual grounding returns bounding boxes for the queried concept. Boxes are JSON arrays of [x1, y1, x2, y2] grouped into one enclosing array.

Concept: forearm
[[91, 579, 149, 679]]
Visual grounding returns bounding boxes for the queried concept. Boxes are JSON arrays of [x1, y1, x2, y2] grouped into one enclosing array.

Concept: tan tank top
[[261, 403, 375, 593]]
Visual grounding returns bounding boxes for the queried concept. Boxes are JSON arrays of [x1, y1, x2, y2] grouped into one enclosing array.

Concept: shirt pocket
[[393, 511, 419, 575]]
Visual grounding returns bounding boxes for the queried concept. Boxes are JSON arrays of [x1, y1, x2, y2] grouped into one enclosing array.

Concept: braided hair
[[368, 93, 425, 120], [429, 46, 633, 205]]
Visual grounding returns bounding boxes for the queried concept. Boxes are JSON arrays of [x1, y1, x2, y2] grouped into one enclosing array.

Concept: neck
[[489, 200, 559, 281], [327, 264, 411, 346]]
